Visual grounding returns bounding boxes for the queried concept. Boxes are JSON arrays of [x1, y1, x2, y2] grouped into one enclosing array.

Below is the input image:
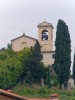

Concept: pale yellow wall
[[37, 21, 54, 66], [0, 95, 16, 100], [12, 36, 36, 52], [38, 26, 53, 52], [42, 52, 54, 66]]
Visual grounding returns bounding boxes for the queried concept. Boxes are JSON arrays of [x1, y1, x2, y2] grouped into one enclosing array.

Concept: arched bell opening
[[41, 30, 48, 41]]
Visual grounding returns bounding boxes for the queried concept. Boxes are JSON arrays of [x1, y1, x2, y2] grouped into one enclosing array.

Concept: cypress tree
[[47, 66, 51, 88], [25, 40, 44, 83], [33, 40, 43, 61], [32, 40, 44, 81], [54, 19, 71, 89], [73, 48, 75, 85]]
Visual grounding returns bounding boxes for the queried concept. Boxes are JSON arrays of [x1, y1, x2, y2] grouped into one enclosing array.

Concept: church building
[[11, 21, 55, 66]]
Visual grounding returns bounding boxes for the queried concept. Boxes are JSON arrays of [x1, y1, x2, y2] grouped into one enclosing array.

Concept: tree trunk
[[41, 78, 44, 87], [59, 83, 62, 89], [64, 82, 68, 90], [21, 76, 25, 85]]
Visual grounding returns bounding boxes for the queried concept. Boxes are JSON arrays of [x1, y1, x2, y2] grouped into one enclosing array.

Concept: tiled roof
[[0, 89, 27, 100], [11, 33, 37, 41]]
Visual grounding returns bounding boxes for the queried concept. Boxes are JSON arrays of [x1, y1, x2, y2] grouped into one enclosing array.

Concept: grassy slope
[[12, 83, 75, 100]]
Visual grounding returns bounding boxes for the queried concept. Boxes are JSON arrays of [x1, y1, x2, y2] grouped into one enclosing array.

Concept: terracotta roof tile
[[0, 89, 27, 100]]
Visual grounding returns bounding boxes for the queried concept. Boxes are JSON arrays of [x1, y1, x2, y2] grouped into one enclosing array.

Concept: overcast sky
[[0, 0, 75, 69]]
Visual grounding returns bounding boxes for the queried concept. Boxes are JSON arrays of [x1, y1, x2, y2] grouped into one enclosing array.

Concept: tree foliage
[[0, 41, 45, 88], [46, 66, 51, 88], [33, 40, 43, 61], [54, 19, 71, 89], [0, 47, 23, 89], [73, 53, 75, 85], [22, 40, 45, 84]]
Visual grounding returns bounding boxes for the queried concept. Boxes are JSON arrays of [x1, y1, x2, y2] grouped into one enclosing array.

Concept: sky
[[0, 0, 75, 70]]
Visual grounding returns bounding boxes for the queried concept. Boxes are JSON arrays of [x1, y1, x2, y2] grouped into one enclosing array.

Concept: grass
[[12, 83, 75, 100]]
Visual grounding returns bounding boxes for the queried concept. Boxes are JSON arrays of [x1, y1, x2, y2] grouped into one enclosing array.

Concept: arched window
[[42, 30, 48, 41], [21, 42, 27, 49]]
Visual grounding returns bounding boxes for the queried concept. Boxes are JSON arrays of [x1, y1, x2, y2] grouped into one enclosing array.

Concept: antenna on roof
[[23, 33, 25, 36], [23, 31, 25, 36]]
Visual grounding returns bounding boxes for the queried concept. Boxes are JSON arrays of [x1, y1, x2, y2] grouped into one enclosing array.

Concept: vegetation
[[0, 48, 22, 89], [0, 41, 58, 89], [54, 19, 71, 89], [46, 66, 51, 88], [0, 41, 46, 89], [73, 52, 75, 85], [12, 83, 75, 100], [21, 40, 45, 84]]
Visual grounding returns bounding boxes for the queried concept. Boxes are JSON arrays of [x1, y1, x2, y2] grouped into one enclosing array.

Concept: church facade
[[11, 21, 55, 66]]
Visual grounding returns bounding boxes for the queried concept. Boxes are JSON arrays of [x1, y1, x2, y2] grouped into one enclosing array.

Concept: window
[[41, 30, 48, 41], [42, 54, 43, 59], [52, 64, 54, 67], [21, 42, 27, 49], [52, 54, 55, 58]]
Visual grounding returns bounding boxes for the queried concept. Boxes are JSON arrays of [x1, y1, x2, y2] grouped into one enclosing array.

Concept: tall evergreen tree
[[33, 40, 43, 61], [54, 19, 71, 89], [47, 66, 51, 88], [73, 48, 75, 85], [7, 43, 12, 49], [22, 40, 44, 84], [28, 40, 44, 82]]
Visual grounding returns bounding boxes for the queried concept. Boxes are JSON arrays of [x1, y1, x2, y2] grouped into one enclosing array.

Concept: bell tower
[[37, 21, 54, 52], [37, 21, 54, 66]]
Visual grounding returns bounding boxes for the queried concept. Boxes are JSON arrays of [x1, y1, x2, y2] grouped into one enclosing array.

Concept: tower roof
[[37, 21, 54, 29]]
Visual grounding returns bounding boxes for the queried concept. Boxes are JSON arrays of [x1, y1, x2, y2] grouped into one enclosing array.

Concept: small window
[[42, 54, 43, 59], [52, 54, 55, 58], [52, 64, 54, 67], [21, 42, 27, 49]]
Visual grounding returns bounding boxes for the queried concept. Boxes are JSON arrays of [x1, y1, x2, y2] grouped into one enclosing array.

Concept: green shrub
[[70, 97, 75, 100], [38, 87, 47, 94], [51, 79, 58, 86]]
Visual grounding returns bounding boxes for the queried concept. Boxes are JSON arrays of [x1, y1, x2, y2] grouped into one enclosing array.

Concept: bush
[[38, 87, 47, 94], [50, 72, 58, 86], [51, 79, 58, 86]]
